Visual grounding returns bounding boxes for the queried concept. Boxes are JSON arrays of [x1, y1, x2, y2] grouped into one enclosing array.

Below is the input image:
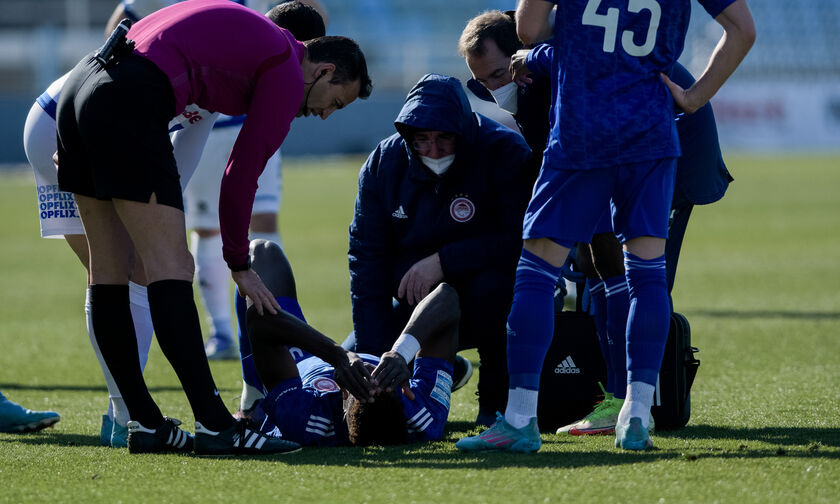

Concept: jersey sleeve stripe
[[36, 92, 57, 121], [407, 407, 429, 424]]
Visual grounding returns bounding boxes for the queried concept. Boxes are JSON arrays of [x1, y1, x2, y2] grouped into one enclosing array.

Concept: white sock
[[617, 381, 656, 429], [240, 382, 265, 412], [504, 387, 539, 428], [86, 292, 127, 427], [192, 233, 233, 338], [249, 231, 282, 248], [129, 282, 153, 372]]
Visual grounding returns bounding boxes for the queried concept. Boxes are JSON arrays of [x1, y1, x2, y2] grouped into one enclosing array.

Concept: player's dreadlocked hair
[[346, 392, 408, 446]]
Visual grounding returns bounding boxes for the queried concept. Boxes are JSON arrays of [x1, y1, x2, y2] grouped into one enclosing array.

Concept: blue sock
[[604, 274, 630, 399], [235, 290, 308, 397], [507, 249, 563, 391], [624, 252, 670, 386], [587, 280, 614, 394]]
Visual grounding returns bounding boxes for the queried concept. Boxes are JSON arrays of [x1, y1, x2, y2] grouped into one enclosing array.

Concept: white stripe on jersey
[[407, 408, 430, 425], [407, 408, 432, 433], [416, 415, 434, 433]]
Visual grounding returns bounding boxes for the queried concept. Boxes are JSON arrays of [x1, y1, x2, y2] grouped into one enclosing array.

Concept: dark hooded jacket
[[348, 74, 532, 352]]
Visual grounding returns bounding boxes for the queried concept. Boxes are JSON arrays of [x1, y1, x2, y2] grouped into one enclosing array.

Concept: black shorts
[[56, 52, 184, 210]]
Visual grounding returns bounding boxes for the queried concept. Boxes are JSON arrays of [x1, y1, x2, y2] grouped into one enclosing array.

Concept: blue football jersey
[[543, 0, 734, 169], [263, 351, 452, 446]]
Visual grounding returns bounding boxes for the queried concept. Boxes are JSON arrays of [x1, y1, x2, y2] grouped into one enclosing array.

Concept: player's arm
[[661, 0, 756, 113], [371, 283, 460, 396], [247, 307, 375, 402], [221, 63, 303, 316], [515, 0, 554, 46]]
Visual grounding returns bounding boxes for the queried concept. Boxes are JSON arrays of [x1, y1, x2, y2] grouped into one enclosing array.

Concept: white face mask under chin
[[490, 81, 519, 115], [420, 154, 456, 175]]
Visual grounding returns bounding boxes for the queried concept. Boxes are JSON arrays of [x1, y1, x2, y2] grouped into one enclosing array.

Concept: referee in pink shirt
[[55, 0, 371, 455]]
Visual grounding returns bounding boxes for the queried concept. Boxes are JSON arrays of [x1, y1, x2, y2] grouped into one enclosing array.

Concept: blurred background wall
[[1, 0, 839, 163]]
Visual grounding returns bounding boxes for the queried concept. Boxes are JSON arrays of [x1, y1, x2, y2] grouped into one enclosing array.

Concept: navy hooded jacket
[[348, 74, 532, 352]]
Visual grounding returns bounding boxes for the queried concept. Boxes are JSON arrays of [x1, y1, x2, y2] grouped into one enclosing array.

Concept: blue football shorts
[[522, 157, 677, 246], [402, 357, 453, 442]]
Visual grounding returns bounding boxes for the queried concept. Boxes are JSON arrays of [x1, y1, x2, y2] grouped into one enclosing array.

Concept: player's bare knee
[[249, 213, 276, 233], [624, 236, 666, 260], [250, 239, 296, 298], [141, 248, 195, 283], [430, 283, 461, 326], [192, 228, 220, 238], [524, 237, 569, 267]]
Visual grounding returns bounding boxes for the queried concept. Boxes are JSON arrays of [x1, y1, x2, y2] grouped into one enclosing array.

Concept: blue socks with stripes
[[504, 249, 562, 427], [589, 276, 632, 399], [624, 252, 670, 387], [604, 275, 630, 399]]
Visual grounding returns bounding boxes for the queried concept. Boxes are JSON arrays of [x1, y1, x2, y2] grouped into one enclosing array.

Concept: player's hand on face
[[232, 269, 281, 316], [510, 49, 534, 87], [333, 351, 375, 403], [397, 253, 444, 306], [660, 73, 704, 114], [371, 350, 412, 397]]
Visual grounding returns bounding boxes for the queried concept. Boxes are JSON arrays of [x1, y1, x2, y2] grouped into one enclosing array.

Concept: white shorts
[[184, 120, 282, 230], [24, 96, 85, 238]]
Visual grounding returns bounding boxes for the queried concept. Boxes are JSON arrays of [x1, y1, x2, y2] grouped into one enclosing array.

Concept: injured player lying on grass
[[239, 239, 458, 446]]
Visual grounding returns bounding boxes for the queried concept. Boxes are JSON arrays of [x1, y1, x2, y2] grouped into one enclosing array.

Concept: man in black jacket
[[346, 74, 533, 426]]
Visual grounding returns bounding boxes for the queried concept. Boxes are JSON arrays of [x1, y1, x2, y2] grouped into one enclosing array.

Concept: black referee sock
[[87, 284, 164, 427], [147, 279, 234, 432]]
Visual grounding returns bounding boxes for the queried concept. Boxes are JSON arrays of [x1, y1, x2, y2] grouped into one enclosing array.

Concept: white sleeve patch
[[430, 370, 452, 410]]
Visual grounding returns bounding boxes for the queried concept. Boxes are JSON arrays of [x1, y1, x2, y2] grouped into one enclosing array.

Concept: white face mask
[[419, 154, 456, 175], [490, 81, 518, 115]]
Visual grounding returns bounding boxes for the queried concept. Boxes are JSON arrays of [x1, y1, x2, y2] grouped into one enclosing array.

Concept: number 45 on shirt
[[582, 0, 661, 57]]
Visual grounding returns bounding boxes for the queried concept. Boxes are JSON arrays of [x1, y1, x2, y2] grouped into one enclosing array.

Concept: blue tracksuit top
[[348, 74, 532, 352]]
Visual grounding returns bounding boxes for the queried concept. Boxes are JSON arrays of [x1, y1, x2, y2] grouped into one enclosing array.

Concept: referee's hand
[[232, 269, 281, 316]]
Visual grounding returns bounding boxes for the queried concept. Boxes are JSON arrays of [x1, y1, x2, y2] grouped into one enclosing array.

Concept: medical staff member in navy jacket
[[347, 74, 533, 426]]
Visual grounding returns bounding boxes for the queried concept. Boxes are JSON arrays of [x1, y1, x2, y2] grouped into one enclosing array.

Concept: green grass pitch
[[1, 154, 839, 503]]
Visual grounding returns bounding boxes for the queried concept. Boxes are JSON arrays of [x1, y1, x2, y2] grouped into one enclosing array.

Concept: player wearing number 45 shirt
[[457, 0, 754, 453], [236, 239, 456, 446]]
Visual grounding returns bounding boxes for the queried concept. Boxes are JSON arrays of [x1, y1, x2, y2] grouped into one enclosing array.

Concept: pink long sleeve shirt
[[129, 0, 305, 267]]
